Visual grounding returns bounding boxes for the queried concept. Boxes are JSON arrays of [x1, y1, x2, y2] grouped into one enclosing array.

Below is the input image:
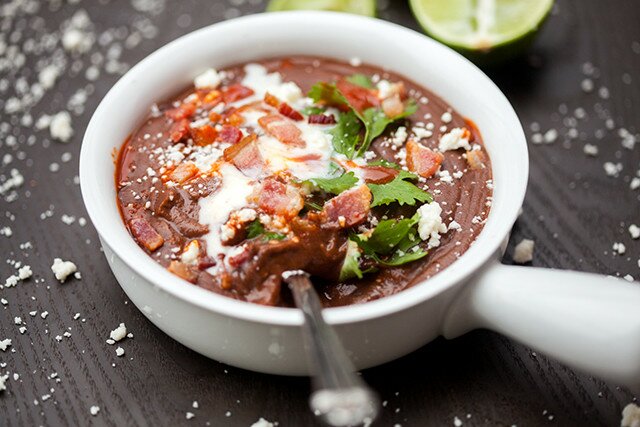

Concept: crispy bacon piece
[[165, 102, 197, 121], [336, 79, 379, 113], [278, 102, 303, 121], [466, 149, 486, 170], [224, 112, 245, 127], [190, 124, 218, 146], [170, 161, 198, 184], [217, 125, 243, 145], [406, 140, 443, 178], [129, 218, 164, 251], [253, 177, 304, 218], [168, 260, 198, 282], [308, 114, 336, 125], [322, 184, 371, 228], [258, 114, 305, 147], [222, 84, 254, 103], [381, 94, 404, 118], [169, 119, 190, 143], [360, 165, 398, 184], [223, 134, 264, 177], [227, 246, 252, 268], [264, 92, 280, 108], [209, 111, 222, 123], [201, 89, 222, 107]]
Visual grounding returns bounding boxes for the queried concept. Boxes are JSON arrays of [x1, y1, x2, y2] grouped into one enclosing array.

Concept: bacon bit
[[264, 92, 280, 108], [360, 165, 398, 184], [323, 185, 371, 228], [253, 177, 304, 218], [308, 114, 336, 125], [170, 161, 198, 184], [288, 153, 322, 162], [169, 119, 190, 143], [227, 246, 252, 268], [336, 79, 379, 113], [381, 94, 404, 118], [406, 140, 443, 178], [258, 114, 305, 147], [129, 218, 164, 251], [198, 256, 217, 270], [217, 125, 243, 144], [190, 124, 218, 146], [168, 260, 198, 283], [278, 102, 304, 121], [201, 89, 222, 106], [165, 102, 197, 121], [466, 149, 486, 170], [209, 111, 222, 123], [224, 111, 245, 127], [223, 134, 264, 177], [222, 84, 254, 103]]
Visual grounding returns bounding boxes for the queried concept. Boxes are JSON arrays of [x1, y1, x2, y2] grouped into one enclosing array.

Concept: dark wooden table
[[1, 0, 639, 425]]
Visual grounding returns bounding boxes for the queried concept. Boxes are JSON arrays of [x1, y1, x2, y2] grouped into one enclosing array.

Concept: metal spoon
[[282, 270, 380, 427]]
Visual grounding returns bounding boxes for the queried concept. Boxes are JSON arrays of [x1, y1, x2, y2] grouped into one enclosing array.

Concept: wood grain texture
[[0, 0, 638, 426]]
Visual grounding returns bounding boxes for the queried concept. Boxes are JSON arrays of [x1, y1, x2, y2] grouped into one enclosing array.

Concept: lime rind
[[266, 0, 376, 17], [409, 0, 554, 52]]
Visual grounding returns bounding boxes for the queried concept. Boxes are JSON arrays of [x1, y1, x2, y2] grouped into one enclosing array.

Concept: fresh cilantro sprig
[[308, 82, 417, 158], [367, 170, 432, 207], [339, 240, 364, 281], [345, 73, 374, 89], [246, 220, 286, 241], [304, 171, 358, 195]]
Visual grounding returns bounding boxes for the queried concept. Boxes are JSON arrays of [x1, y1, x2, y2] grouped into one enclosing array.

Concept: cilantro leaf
[[346, 73, 374, 89], [300, 105, 326, 115], [357, 99, 418, 157], [305, 171, 358, 195], [304, 200, 323, 211], [329, 110, 362, 158], [339, 240, 363, 281], [378, 248, 428, 266], [246, 220, 286, 241], [355, 217, 418, 256], [308, 82, 349, 107], [367, 159, 401, 169], [368, 170, 432, 207]]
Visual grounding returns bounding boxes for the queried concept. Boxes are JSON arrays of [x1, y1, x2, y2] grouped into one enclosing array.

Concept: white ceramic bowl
[[80, 12, 640, 386]]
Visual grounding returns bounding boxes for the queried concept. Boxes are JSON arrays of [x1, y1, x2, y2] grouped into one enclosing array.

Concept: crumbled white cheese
[[613, 242, 626, 255], [38, 65, 60, 90], [448, 221, 462, 231], [439, 128, 471, 152], [194, 68, 222, 89], [0, 226, 12, 237], [0, 338, 12, 351], [241, 64, 302, 105], [250, 418, 275, 427], [115, 347, 125, 357], [90, 405, 100, 416], [49, 111, 73, 142], [441, 111, 452, 123], [621, 403, 640, 427], [17, 265, 32, 280], [583, 144, 598, 156], [390, 126, 408, 147], [412, 126, 433, 140], [630, 177, 640, 190], [349, 57, 362, 67], [417, 202, 447, 249], [603, 162, 622, 177], [51, 258, 78, 282], [109, 323, 127, 342], [629, 224, 640, 239], [453, 416, 463, 427], [180, 240, 200, 265], [513, 239, 535, 264], [0, 374, 8, 392], [186, 412, 195, 420]]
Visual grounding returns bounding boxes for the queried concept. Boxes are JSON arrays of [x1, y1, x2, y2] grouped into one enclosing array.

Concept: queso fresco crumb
[[116, 56, 493, 308]]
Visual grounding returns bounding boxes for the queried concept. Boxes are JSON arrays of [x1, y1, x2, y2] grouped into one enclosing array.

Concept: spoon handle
[[283, 271, 379, 427]]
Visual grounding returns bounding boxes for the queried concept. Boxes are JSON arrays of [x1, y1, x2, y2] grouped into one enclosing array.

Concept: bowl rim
[[80, 11, 528, 327]]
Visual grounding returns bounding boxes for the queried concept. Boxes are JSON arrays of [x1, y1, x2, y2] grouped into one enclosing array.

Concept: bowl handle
[[443, 261, 640, 387]]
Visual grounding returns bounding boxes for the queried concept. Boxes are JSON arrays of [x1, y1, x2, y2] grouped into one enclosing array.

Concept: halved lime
[[266, 0, 376, 17], [409, 0, 554, 66]]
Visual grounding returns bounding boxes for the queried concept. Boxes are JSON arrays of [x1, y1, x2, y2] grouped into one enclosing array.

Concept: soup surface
[[116, 56, 493, 307]]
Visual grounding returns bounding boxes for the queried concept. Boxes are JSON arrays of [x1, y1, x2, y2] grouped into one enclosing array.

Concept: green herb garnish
[[339, 240, 364, 281], [346, 73, 374, 89], [328, 110, 362, 158], [246, 220, 286, 241], [305, 171, 358, 195], [367, 170, 432, 207]]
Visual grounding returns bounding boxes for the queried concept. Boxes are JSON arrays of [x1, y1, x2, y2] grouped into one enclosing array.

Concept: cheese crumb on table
[[90, 405, 100, 416], [629, 224, 640, 239], [186, 412, 195, 420], [513, 239, 535, 264], [49, 111, 74, 142], [250, 418, 275, 427], [109, 323, 127, 342], [0, 338, 12, 351], [51, 258, 78, 283], [115, 347, 125, 357], [621, 403, 640, 427], [0, 374, 8, 392]]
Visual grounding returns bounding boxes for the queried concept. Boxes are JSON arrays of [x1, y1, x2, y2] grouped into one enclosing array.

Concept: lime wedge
[[266, 0, 376, 17], [409, 0, 554, 66]]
